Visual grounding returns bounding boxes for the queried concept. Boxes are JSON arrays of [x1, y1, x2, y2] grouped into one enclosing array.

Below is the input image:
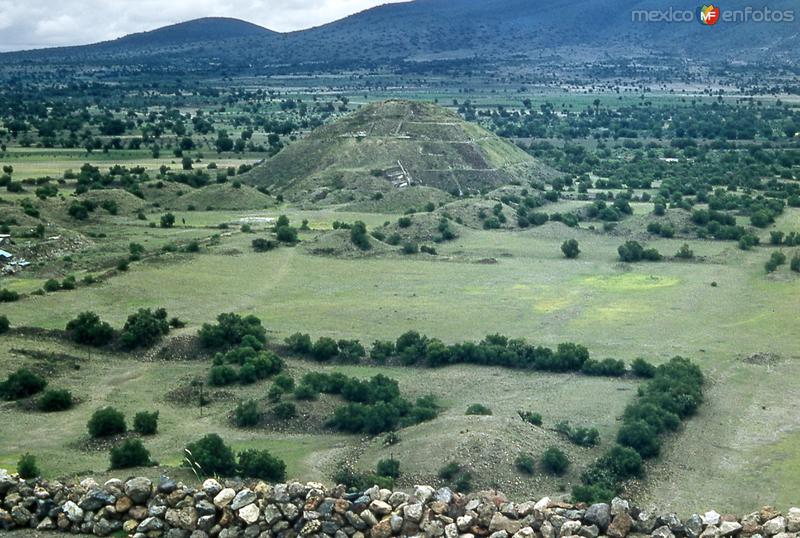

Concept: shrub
[[17, 453, 39, 479], [515, 453, 536, 474], [252, 238, 277, 252], [617, 420, 660, 458], [208, 365, 238, 386], [0, 369, 47, 400], [37, 389, 74, 412], [0, 289, 20, 302], [199, 313, 267, 350], [285, 332, 312, 354], [465, 403, 492, 416], [234, 400, 260, 427], [398, 216, 412, 228], [350, 221, 371, 250], [184, 433, 237, 477], [237, 448, 286, 481], [376, 458, 401, 479], [561, 239, 580, 259], [116, 259, 130, 271], [294, 384, 318, 400], [453, 471, 474, 493], [370, 340, 395, 362], [119, 308, 170, 350], [792, 253, 800, 273], [276, 225, 297, 243], [160, 213, 176, 228], [765, 251, 787, 273], [438, 461, 461, 480], [273, 402, 297, 420], [541, 447, 569, 475], [66, 311, 114, 347], [518, 410, 543, 426], [87, 407, 126, 437], [311, 337, 339, 361], [133, 411, 159, 435], [273, 373, 295, 392], [631, 358, 656, 378], [337, 339, 366, 363], [401, 241, 419, 255], [582, 358, 626, 377], [0, 315, 9, 334], [43, 279, 61, 292], [110, 439, 151, 469], [675, 243, 694, 259]]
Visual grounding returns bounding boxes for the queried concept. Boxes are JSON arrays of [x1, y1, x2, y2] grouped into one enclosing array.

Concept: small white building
[[0, 249, 13, 264]]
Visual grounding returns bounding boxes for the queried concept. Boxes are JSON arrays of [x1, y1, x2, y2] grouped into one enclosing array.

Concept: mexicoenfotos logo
[[698, 5, 720, 25]]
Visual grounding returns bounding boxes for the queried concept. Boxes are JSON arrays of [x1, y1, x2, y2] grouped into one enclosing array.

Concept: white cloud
[[0, 0, 409, 51]]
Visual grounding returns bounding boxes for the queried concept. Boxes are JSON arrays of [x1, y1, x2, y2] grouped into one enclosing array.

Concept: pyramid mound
[[242, 100, 555, 205]]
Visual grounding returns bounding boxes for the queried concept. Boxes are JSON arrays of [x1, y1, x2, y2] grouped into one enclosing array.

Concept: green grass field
[[2, 205, 799, 514]]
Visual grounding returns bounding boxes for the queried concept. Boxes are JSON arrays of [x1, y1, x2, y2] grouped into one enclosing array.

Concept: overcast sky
[[0, 0, 409, 52]]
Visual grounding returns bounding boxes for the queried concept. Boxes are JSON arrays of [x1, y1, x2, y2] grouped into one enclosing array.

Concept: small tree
[[87, 407, 126, 438], [515, 453, 536, 474], [110, 439, 151, 469], [133, 411, 159, 435], [160, 213, 176, 228], [38, 389, 74, 412], [284, 332, 312, 354], [465, 403, 492, 415], [119, 308, 169, 350], [542, 446, 569, 475], [237, 448, 286, 482], [66, 312, 114, 347], [311, 337, 339, 361], [233, 400, 260, 427], [17, 453, 39, 479], [350, 221, 371, 250], [675, 243, 694, 259], [0, 369, 47, 401], [184, 433, 237, 477], [376, 458, 401, 479], [0, 315, 9, 333], [561, 239, 580, 259], [273, 402, 297, 420]]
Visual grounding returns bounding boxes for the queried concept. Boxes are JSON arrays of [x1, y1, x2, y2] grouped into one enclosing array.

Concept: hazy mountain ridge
[[1, 0, 797, 71]]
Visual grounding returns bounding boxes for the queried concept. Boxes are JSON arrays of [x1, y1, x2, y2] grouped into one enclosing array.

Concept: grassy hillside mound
[[343, 186, 453, 214], [173, 183, 275, 211], [243, 100, 554, 205], [79, 189, 147, 215], [302, 229, 394, 257]]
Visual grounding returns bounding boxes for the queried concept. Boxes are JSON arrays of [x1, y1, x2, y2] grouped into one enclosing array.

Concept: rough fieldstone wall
[[1, 469, 799, 538]]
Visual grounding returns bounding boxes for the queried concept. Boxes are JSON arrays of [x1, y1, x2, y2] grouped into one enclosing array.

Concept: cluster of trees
[[184, 433, 285, 481], [287, 372, 439, 435], [208, 341, 284, 387], [554, 421, 600, 447], [65, 308, 174, 350], [199, 312, 267, 350], [87, 406, 160, 438], [765, 251, 787, 273], [574, 356, 704, 503], [618, 241, 662, 262], [0, 368, 47, 401], [287, 331, 637, 380]]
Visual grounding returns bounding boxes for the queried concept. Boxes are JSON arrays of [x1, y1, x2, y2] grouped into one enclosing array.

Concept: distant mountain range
[[2, 0, 797, 75]]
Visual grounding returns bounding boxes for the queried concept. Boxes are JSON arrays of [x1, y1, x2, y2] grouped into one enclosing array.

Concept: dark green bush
[[438, 461, 461, 480], [284, 332, 312, 354], [0, 315, 8, 333], [17, 453, 39, 479], [0, 289, 20, 302], [515, 453, 536, 474], [465, 403, 492, 416], [273, 402, 297, 420], [542, 447, 569, 475], [518, 410, 543, 426], [66, 311, 114, 347], [631, 358, 656, 378], [87, 407, 126, 437], [375, 458, 401, 479], [237, 448, 286, 482], [293, 384, 318, 400], [0, 369, 47, 400], [617, 420, 661, 458], [208, 365, 239, 386], [119, 308, 169, 349], [133, 411, 159, 435], [252, 238, 277, 252], [311, 337, 339, 361], [233, 400, 260, 427], [43, 279, 61, 292], [370, 340, 395, 362], [350, 221, 371, 250], [110, 439, 151, 469], [184, 433, 237, 477], [561, 239, 580, 258], [37, 389, 74, 412], [582, 358, 626, 377], [199, 313, 267, 350]]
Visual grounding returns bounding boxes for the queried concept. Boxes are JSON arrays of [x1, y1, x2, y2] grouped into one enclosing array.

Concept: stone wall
[[1, 469, 799, 538]]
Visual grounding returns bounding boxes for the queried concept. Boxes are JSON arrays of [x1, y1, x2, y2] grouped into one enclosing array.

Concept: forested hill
[[1, 0, 797, 74]]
